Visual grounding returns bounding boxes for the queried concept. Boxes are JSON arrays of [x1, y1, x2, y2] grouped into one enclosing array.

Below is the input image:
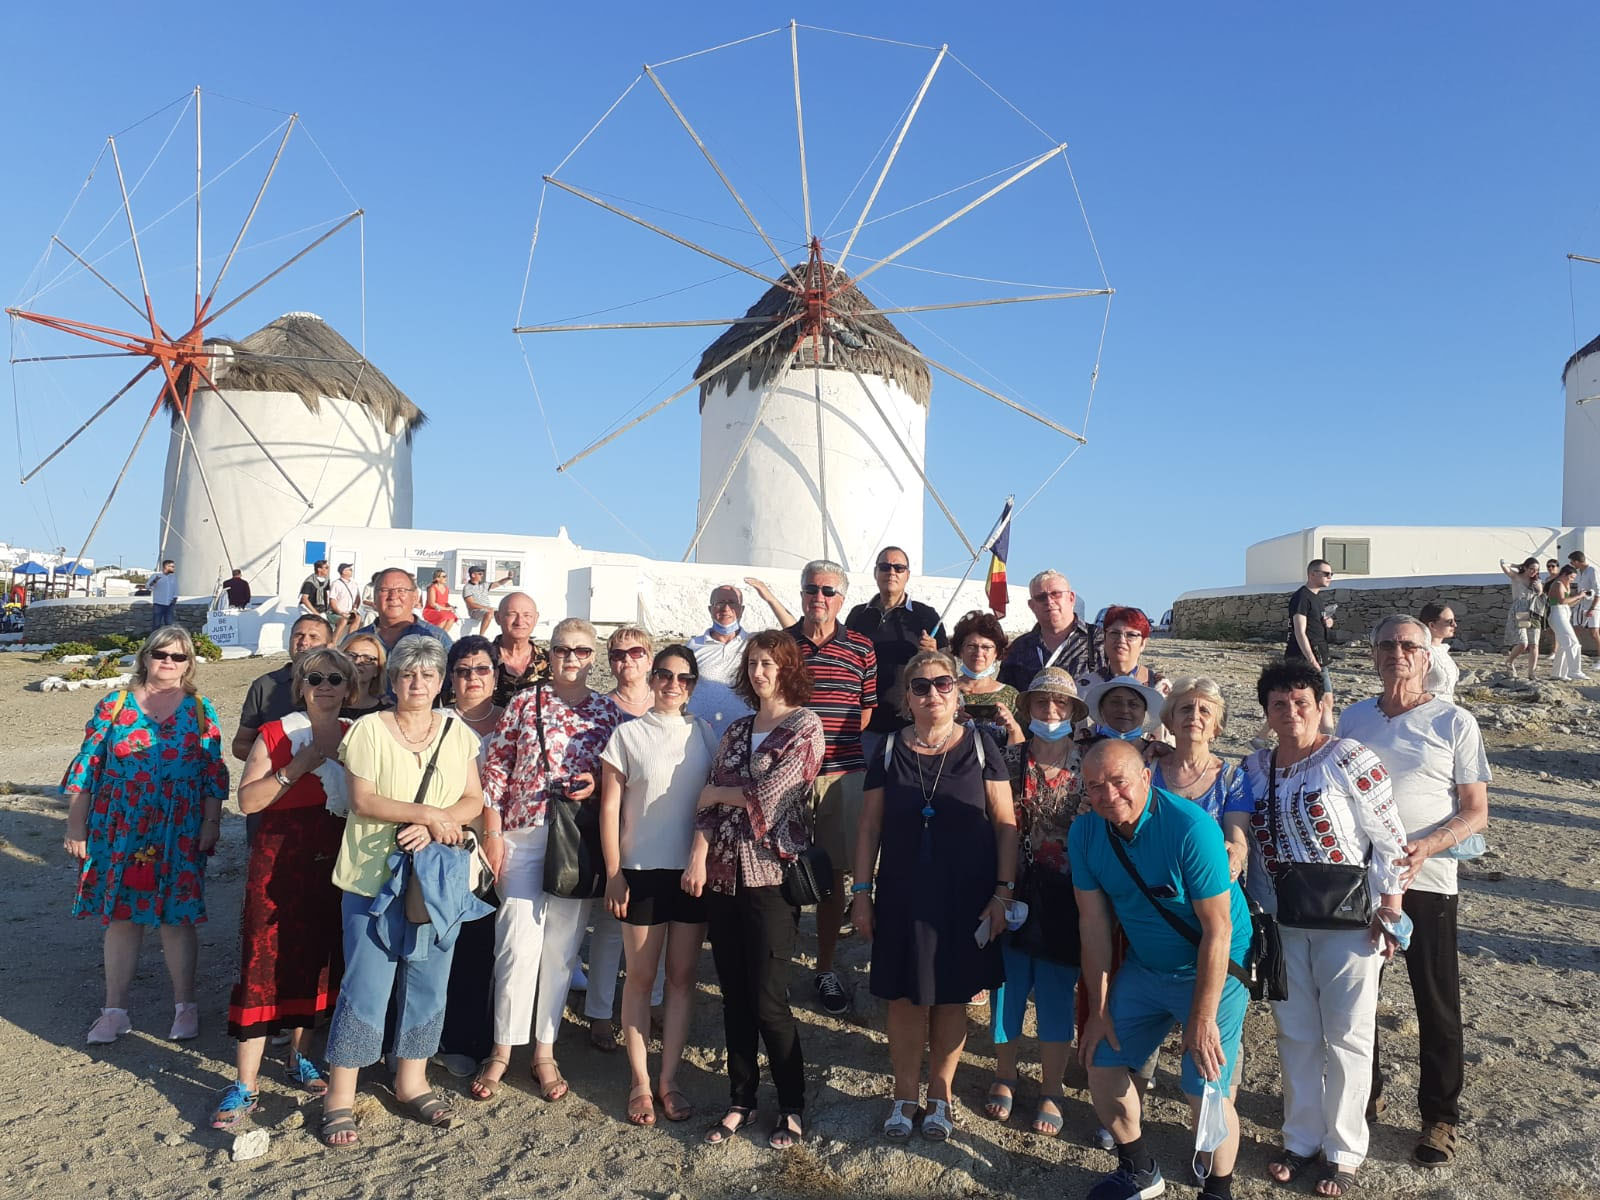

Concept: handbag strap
[[1105, 800, 1251, 987], [409, 716, 456, 806]]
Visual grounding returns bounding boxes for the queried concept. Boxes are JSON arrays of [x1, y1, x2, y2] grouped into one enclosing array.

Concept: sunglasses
[[609, 646, 649, 662], [908, 675, 957, 697], [875, 561, 909, 573], [1376, 639, 1427, 655], [149, 650, 190, 663], [1030, 589, 1068, 604], [452, 664, 493, 677], [650, 668, 696, 685], [304, 672, 346, 687], [801, 584, 839, 597]]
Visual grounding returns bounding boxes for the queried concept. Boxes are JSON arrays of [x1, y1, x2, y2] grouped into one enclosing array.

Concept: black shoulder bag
[[1105, 807, 1277, 1001], [1265, 751, 1372, 930], [539, 685, 608, 899], [769, 721, 832, 907]]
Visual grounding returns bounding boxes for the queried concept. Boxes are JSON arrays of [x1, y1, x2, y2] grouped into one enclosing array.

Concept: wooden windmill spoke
[[190, 359, 313, 506], [204, 116, 298, 312], [49, 236, 148, 323], [542, 177, 793, 292], [836, 44, 947, 273], [202, 210, 362, 328], [556, 311, 804, 473], [846, 143, 1067, 289], [851, 288, 1112, 318], [847, 367, 975, 557], [514, 316, 769, 334], [9, 351, 144, 364], [20, 360, 159, 483], [107, 137, 160, 340], [643, 65, 793, 280], [789, 21, 813, 243]]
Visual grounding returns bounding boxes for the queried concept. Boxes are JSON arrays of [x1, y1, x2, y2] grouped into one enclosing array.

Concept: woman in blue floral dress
[[62, 625, 229, 1045]]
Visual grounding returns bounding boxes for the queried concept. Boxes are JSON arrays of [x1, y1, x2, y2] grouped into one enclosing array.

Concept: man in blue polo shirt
[[1069, 738, 1250, 1200]]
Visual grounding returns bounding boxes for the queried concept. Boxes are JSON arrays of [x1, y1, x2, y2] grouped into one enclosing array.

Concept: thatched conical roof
[[697, 264, 931, 409], [1565, 332, 1600, 380], [177, 312, 425, 436]]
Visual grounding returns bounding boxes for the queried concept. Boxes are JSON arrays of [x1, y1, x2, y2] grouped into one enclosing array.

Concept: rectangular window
[[1322, 538, 1370, 575]]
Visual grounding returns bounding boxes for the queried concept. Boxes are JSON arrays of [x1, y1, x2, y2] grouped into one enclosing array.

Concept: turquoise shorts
[[1091, 959, 1246, 1097]]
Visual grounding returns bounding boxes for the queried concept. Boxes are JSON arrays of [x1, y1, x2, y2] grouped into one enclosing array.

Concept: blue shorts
[[993, 943, 1079, 1044], [1091, 959, 1247, 1097]]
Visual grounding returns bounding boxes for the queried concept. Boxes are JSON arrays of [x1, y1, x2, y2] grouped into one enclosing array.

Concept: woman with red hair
[[1074, 605, 1168, 698], [683, 630, 824, 1151]]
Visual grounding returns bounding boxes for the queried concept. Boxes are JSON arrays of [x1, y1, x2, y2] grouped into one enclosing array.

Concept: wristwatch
[[995, 880, 1015, 892]]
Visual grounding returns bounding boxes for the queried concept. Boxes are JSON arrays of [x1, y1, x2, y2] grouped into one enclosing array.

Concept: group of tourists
[[1501, 550, 1600, 681], [63, 554, 1490, 1200]]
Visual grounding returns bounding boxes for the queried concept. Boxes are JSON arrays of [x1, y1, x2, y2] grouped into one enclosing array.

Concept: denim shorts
[[1092, 959, 1247, 1097]]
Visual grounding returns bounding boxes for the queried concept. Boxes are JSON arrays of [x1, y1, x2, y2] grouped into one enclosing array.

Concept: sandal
[[319, 1106, 359, 1148], [655, 1087, 693, 1122], [1414, 1120, 1457, 1168], [1031, 1094, 1065, 1137], [769, 1111, 803, 1150], [704, 1105, 757, 1144], [983, 1078, 1016, 1121], [209, 1081, 259, 1129], [1316, 1162, 1360, 1196], [883, 1098, 918, 1140], [470, 1054, 510, 1102], [287, 1050, 328, 1096], [589, 1018, 619, 1053], [400, 1089, 457, 1130], [627, 1083, 656, 1127], [531, 1058, 569, 1103], [921, 1098, 954, 1142], [1267, 1149, 1320, 1185]]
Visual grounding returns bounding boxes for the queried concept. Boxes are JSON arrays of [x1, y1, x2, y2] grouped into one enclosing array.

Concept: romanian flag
[[985, 498, 1014, 616]]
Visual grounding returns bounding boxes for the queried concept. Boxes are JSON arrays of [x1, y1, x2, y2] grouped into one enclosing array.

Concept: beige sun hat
[[1022, 667, 1089, 723]]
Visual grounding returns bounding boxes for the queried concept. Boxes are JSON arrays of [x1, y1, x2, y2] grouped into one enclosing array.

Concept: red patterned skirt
[[226, 804, 346, 1039]]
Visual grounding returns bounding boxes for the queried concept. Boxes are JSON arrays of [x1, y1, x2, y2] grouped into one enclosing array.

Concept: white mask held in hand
[[1192, 1077, 1229, 1180]]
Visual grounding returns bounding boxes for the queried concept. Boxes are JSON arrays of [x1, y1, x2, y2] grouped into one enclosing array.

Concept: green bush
[[92, 634, 140, 653], [193, 633, 222, 661], [64, 655, 128, 682], [43, 642, 98, 661]]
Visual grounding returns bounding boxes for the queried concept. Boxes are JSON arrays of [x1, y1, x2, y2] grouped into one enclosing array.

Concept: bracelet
[[481, 829, 503, 840], [849, 881, 873, 895], [273, 768, 292, 788]]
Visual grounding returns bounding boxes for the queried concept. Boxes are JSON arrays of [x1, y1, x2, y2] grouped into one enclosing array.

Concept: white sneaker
[[169, 1003, 199, 1041], [87, 1008, 132, 1044]]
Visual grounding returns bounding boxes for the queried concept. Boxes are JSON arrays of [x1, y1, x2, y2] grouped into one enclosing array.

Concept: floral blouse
[[695, 708, 825, 896], [480, 683, 621, 831], [1004, 741, 1086, 880]]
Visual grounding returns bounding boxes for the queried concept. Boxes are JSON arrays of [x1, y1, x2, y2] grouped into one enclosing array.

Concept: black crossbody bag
[[1105, 808, 1277, 1001], [536, 685, 608, 900], [775, 723, 833, 907], [1266, 751, 1373, 930]]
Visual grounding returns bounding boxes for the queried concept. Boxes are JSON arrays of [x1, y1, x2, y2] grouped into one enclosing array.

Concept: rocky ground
[[0, 637, 1596, 1199]]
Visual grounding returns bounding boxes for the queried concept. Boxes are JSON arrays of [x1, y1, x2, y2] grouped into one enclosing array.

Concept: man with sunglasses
[[785, 559, 877, 1017], [1286, 559, 1337, 732], [998, 569, 1103, 692], [846, 546, 946, 766], [687, 584, 753, 738]]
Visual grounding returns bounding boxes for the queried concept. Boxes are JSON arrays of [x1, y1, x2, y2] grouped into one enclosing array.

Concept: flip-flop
[[983, 1078, 1017, 1121], [655, 1087, 693, 1122], [320, 1106, 359, 1148], [704, 1105, 757, 1145], [470, 1054, 511, 1102], [1031, 1095, 1064, 1137], [400, 1089, 457, 1130], [627, 1083, 656, 1127]]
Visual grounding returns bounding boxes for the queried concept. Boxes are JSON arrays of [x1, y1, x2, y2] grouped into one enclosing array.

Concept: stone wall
[[23, 600, 213, 644], [1172, 584, 1511, 649]]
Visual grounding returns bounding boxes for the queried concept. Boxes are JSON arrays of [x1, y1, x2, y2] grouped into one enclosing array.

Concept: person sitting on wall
[[490, 592, 548, 705], [222, 569, 251, 609], [299, 560, 331, 618], [461, 565, 512, 637], [422, 569, 460, 633], [328, 564, 361, 642], [357, 568, 454, 654]]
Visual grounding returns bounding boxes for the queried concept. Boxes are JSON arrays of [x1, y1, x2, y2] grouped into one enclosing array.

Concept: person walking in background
[[1570, 550, 1600, 660], [1418, 603, 1460, 703], [1545, 565, 1591, 681], [222, 568, 251, 609], [845, 545, 945, 765], [150, 559, 179, 629], [62, 626, 229, 1045], [1338, 614, 1490, 1171], [786, 559, 877, 1018], [299, 560, 331, 618], [998, 569, 1103, 691], [1285, 559, 1336, 732], [1500, 557, 1545, 679]]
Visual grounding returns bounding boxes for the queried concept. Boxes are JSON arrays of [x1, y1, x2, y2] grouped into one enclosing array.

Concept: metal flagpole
[[932, 495, 1015, 637]]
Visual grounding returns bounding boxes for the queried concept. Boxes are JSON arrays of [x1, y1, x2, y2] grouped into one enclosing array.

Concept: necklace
[[913, 729, 954, 827], [456, 698, 499, 727], [394, 712, 436, 747], [913, 723, 956, 751]]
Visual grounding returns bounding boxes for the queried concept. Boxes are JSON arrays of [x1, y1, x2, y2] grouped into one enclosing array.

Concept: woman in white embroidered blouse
[[1233, 659, 1406, 1197]]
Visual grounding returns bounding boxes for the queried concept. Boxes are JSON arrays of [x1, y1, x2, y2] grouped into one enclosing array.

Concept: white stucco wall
[[1564, 350, 1600, 525], [1244, 525, 1568, 585], [696, 367, 926, 575], [159, 387, 413, 598]]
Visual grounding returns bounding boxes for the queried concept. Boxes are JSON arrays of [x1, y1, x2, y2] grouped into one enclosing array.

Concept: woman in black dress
[[852, 650, 1018, 1142]]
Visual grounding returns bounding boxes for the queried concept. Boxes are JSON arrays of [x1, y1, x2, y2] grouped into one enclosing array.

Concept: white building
[[158, 313, 420, 598]]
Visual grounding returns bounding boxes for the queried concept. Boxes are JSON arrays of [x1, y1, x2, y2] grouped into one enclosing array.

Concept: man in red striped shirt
[[785, 558, 877, 1016]]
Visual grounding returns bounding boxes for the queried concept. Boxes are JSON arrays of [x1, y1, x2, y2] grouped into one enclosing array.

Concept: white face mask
[[1029, 718, 1073, 742], [1192, 1077, 1230, 1179]]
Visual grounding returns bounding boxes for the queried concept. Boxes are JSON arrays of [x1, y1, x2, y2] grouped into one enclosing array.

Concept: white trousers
[[1552, 605, 1584, 679], [493, 826, 591, 1047], [1272, 925, 1382, 1167], [583, 908, 664, 1019]]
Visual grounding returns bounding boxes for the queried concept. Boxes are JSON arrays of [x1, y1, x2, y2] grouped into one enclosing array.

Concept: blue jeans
[[151, 602, 176, 630], [326, 890, 456, 1068]]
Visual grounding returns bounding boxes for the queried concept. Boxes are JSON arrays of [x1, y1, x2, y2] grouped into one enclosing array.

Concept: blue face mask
[[959, 660, 999, 681], [1029, 718, 1074, 741], [711, 618, 740, 636], [1094, 724, 1145, 742]]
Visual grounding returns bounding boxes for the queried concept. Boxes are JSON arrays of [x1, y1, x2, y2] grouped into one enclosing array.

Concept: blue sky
[[5, 2, 1600, 619]]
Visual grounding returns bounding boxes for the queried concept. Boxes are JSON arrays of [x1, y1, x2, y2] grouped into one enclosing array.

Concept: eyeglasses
[[907, 675, 957, 697], [550, 645, 595, 660], [1030, 589, 1068, 604], [1104, 629, 1145, 641], [304, 672, 346, 687], [609, 646, 649, 662], [348, 653, 380, 666], [1376, 639, 1427, 655], [650, 668, 696, 685], [452, 664, 493, 677], [801, 584, 839, 597], [149, 649, 189, 663], [377, 587, 415, 598], [875, 561, 909, 573]]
